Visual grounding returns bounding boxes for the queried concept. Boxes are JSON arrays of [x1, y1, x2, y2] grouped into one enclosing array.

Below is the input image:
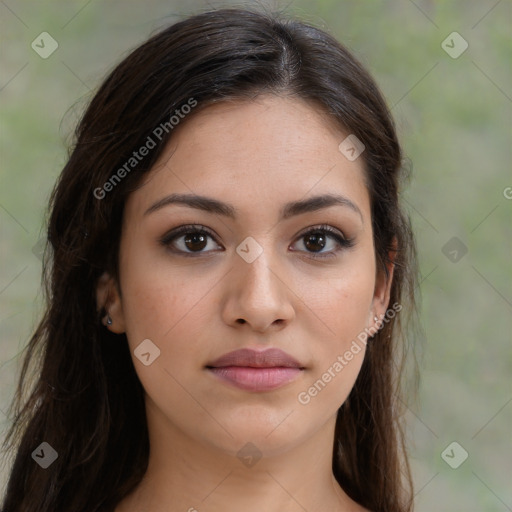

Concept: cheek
[[298, 254, 376, 344], [295, 279, 372, 415], [119, 263, 216, 425], [118, 248, 224, 415], [118, 237, 217, 347], [294, 256, 375, 408]]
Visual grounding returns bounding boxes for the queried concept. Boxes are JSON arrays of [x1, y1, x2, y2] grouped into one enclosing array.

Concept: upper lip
[[206, 348, 304, 369]]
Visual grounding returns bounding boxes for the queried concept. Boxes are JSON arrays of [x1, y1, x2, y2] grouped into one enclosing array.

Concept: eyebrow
[[144, 192, 363, 222]]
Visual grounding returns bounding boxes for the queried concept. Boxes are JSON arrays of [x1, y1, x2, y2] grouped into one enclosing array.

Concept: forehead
[[125, 95, 371, 223]]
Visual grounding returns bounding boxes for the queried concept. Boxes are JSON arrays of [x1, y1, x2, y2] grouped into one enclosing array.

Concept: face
[[98, 95, 393, 458]]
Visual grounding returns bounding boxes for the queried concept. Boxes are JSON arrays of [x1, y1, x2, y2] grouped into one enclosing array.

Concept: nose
[[221, 247, 295, 334]]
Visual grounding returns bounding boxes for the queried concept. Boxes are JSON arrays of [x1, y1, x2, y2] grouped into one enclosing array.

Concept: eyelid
[[294, 223, 349, 242]]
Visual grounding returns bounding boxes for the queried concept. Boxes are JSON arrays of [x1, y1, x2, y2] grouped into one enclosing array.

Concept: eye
[[159, 224, 222, 256], [160, 223, 354, 259], [290, 225, 354, 260]]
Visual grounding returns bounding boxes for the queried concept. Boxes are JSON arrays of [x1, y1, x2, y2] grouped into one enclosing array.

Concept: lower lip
[[207, 366, 303, 391]]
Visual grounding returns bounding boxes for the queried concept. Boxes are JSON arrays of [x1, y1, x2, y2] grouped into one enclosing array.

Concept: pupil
[[305, 233, 325, 252], [185, 233, 207, 251]]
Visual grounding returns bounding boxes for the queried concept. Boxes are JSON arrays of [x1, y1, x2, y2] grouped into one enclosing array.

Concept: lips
[[207, 348, 303, 369], [206, 348, 305, 392]]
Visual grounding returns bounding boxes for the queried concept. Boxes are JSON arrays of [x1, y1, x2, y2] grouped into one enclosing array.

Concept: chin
[[205, 412, 311, 457]]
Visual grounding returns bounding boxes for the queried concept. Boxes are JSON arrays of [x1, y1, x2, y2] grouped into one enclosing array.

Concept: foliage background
[[1, 1, 511, 510]]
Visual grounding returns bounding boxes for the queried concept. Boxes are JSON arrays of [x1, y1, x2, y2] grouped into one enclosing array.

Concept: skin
[[97, 95, 394, 512]]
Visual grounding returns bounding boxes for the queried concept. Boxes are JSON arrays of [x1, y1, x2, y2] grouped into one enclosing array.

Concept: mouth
[[205, 348, 305, 392]]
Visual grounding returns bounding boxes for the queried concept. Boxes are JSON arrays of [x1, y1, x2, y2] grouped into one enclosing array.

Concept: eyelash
[[159, 223, 354, 260]]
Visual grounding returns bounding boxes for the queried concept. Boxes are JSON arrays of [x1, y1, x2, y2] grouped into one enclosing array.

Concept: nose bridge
[[223, 237, 295, 331], [237, 242, 281, 301]]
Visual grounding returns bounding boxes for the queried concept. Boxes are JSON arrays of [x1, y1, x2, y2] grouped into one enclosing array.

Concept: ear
[[370, 237, 397, 324], [96, 271, 126, 334]]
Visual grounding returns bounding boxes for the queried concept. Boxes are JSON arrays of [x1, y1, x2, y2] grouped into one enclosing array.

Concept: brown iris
[[303, 232, 326, 252], [184, 232, 208, 251]]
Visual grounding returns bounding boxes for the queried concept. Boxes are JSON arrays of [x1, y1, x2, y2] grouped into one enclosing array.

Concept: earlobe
[[96, 271, 126, 334]]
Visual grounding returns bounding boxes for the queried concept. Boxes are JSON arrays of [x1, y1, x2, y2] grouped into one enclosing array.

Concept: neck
[[116, 401, 363, 512]]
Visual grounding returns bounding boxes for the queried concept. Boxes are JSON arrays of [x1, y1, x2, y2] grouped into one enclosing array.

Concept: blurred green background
[[1, 1, 511, 510]]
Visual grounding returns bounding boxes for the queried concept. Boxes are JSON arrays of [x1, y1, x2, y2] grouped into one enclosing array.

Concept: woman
[[2, 7, 418, 512]]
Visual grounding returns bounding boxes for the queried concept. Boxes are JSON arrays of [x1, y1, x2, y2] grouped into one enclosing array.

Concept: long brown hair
[[2, 8, 418, 512]]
